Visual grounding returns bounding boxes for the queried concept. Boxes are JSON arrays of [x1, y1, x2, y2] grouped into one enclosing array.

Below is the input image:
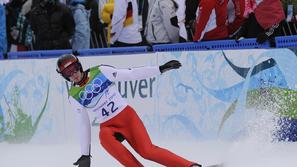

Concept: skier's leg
[[123, 106, 194, 167], [99, 126, 143, 167]]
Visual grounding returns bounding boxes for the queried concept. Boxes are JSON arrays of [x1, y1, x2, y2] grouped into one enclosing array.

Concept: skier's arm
[[69, 97, 91, 156], [73, 108, 91, 167], [100, 65, 160, 81], [100, 60, 182, 81], [76, 108, 91, 156]]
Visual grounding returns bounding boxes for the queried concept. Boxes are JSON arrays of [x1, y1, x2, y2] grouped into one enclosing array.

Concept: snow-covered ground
[[1, 108, 296, 167], [1, 139, 297, 167]]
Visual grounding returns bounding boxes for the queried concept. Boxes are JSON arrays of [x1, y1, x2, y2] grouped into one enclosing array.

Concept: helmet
[[56, 54, 83, 81]]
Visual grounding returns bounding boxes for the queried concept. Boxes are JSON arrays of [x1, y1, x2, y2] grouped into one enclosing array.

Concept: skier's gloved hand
[[73, 155, 91, 167], [159, 60, 182, 73], [114, 132, 125, 142]]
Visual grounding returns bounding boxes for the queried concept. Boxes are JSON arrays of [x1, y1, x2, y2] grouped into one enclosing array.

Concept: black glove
[[73, 155, 91, 167], [114, 132, 125, 142], [159, 60, 182, 73], [256, 23, 280, 44]]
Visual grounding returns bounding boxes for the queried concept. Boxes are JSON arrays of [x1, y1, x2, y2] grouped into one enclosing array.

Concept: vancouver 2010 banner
[[0, 49, 297, 143]]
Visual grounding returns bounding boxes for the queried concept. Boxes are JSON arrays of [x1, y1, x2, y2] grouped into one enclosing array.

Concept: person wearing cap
[[56, 54, 202, 167]]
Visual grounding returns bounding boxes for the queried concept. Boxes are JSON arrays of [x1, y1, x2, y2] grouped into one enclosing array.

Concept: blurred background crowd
[[0, 0, 296, 53]]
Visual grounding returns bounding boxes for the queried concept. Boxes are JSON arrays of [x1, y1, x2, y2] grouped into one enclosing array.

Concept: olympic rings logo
[[79, 78, 104, 101]]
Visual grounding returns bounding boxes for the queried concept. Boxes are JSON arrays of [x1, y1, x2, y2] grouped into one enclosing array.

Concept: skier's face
[[61, 62, 82, 83], [69, 70, 83, 83]]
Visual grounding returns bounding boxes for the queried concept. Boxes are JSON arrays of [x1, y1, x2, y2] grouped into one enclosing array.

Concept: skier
[[56, 54, 202, 167]]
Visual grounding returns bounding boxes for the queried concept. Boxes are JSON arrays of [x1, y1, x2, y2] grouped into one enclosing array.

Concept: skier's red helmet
[[56, 54, 83, 81]]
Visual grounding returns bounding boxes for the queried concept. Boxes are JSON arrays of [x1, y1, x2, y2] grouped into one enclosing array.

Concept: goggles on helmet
[[61, 62, 81, 78]]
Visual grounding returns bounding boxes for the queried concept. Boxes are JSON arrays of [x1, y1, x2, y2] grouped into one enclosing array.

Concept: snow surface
[[1, 139, 297, 167], [1, 109, 297, 167]]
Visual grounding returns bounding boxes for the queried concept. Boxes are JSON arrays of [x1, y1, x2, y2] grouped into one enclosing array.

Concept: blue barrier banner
[[153, 39, 270, 52], [275, 35, 297, 48], [156, 49, 297, 141]]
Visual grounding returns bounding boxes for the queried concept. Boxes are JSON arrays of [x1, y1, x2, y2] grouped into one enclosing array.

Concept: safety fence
[[1, 35, 297, 60], [5, 46, 149, 59]]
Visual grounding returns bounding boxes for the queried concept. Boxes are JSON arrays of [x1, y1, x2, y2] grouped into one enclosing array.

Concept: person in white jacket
[[145, 0, 180, 44], [110, 0, 142, 46], [56, 54, 202, 167], [174, 0, 188, 42]]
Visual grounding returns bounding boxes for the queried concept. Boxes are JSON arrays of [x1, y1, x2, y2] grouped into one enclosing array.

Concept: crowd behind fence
[[1, 0, 297, 55]]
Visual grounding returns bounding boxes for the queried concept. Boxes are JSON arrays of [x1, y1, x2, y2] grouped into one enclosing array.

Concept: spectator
[[27, 0, 75, 50], [86, 0, 108, 48], [20, 0, 32, 15], [185, 0, 198, 41], [98, 0, 109, 20], [6, 0, 31, 51], [255, 0, 285, 43], [101, 0, 114, 46], [70, 0, 91, 50], [137, 0, 149, 44], [281, 0, 297, 35], [193, 0, 228, 41], [110, 0, 142, 47], [174, 0, 188, 42], [232, 0, 285, 44], [227, 0, 246, 36], [282, 0, 297, 22], [0, 3, 7, 53], [0, 0, 9, 4], [145, 0, 179, 44]]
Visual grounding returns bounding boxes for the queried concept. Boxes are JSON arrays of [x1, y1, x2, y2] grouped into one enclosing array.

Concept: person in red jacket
[[256, 0, 285, 43], [232, 0, 285, 43], [227, 0, 246, 36], [193, 0, 228, 41]]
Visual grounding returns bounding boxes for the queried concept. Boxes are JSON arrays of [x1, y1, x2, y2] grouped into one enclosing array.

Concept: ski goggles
[[61, 62, 80, 78]]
